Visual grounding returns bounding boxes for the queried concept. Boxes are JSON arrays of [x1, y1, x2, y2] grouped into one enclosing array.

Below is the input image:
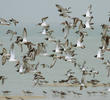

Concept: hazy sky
[[0, 0, 110, 24]]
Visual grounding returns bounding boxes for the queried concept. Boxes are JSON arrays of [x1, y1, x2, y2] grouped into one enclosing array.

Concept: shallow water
[[0, 24, 110, 100]]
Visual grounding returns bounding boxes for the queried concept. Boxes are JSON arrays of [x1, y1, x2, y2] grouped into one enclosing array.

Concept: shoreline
[[0, 96, 46, 100], [32, 83, 110, 87]]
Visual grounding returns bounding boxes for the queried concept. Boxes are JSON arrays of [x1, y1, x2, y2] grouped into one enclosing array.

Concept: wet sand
[[41, 83, 110, 87], [0, 96, 46, 100]]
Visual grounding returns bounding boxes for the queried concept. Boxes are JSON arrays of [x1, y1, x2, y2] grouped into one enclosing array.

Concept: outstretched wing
[[2, 56, 7, 65], [10, 43, 14, 50], [56, 4, 64, 10], [2, 48, 7, 54], [23, 27, 27, 39]]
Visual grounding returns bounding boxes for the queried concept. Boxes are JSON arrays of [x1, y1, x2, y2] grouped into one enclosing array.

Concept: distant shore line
[[32, 83, 110, 87]]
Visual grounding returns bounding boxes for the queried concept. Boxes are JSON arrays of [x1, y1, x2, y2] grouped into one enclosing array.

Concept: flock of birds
[[0, 4, 110, 99]]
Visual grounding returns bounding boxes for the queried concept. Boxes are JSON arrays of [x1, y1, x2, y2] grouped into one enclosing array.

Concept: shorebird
[[101, 24, 110, 36], [65, 69, 75, 77], [15, 60, 20, 67], [87, 79, 100, 85], [52, 90, 59, 97], [2, 91, 11, 95], [56, 4, 71, 18], [75, 20, 88, 35], [25, 42, 35, 52], [62, 39, 69, 50], [30, 62, 39, 73], [24, 41, 36, 51], [17, 64, 25, 74], [79, 75, 87, 90], [85, 17, 94, 29], [33, 72, 46, 85], [45, 34, 56, 43], [0, 18, 10, 25], [35, 43, 44, 56], [40, 49, 48, 57], [50, 58, 57, 68], [9, 18, 19, 26], [41, 28, 48, 35], [43, 90, 47, 94], [6, 29, 17, 41], [38, 17, 49, 27], [94, 47, 104, 60], [48, 54, 65, 61], [59, 91, 67, 98], [71, 17, 80, 28], [22, 90, 33, 96], [80, 82, 87, 90], [101, 35, 110, 51], [0, 48, 8, 56], [0, 48, 10, 65], [0, 75, 7, 85], [74, 32, 85, 48], [53, 40, 64, 54], [41, 64, 49, 68], [22, 27, 28, 43], [15, 36, 23, 52], [79, 61, 89, 76], [40, 25, 52, 35], [89, 68, 99, 78], [83, 4, 92, 18], [64, 50, 76, 62], [56, 4, 71, 13], [59, 13, 71, 18], [17, 61, 34, 74], [1, 56, 7, 65], [35, 42, 48, 56], [9, 43, 17, 62], [61, 21, 71, 39]]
